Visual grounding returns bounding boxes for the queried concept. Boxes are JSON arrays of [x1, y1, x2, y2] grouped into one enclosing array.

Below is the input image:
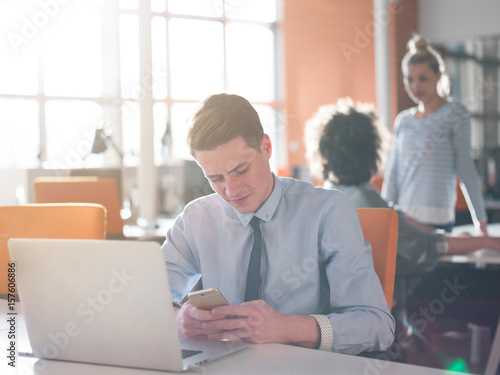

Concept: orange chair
[[0, 203, 106, 296], [357, 208, 398, 308], [370, 174, 384, 193], [455, 179, 469, 212], [33, 176, 124, 238]]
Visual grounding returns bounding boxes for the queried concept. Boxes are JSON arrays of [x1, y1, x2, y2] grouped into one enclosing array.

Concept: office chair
[[369, 174, 384, 193], [0, 203, 106, 296], [33, 176, 124, 239], [357, 208, 398, 308]]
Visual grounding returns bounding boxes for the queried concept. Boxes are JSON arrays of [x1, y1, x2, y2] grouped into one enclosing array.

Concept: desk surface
[[452, 222, 500, 236], [440, 223, 500, 266], [1, 300, 468, 375], [123, 217, 176, 241]]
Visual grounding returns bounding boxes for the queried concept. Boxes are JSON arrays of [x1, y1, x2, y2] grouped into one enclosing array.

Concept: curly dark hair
[[305, 98, 382, 185]]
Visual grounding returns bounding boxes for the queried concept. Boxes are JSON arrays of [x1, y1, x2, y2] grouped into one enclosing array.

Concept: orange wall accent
[[393, 0, 419, 117], [283, 0, 418, 172], [284, 0, 377, 170]]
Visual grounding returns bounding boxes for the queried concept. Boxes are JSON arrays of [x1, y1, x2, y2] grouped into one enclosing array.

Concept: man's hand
[[201, 300, 320, 348], [175, 300, 228, 339]]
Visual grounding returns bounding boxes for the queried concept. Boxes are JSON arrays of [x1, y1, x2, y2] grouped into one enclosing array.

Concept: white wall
[[419, 0, 500, 44]]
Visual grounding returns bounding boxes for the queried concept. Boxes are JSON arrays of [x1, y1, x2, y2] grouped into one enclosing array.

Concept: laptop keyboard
[[181, 349, 203, 359]]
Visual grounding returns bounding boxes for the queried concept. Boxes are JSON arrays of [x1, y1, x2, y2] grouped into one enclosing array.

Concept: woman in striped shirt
[[381, 36, 487, 235]]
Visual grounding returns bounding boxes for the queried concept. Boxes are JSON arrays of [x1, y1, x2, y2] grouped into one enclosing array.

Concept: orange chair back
[[357, 208, 398, 308], [370, 174, 384, 193], [0, 203, 106, 295], [455, 179, 469, 212], [33, 176, 123, 237]]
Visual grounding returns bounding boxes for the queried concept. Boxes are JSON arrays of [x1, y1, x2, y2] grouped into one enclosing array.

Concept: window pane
[[169, 19, 224, 100], [119, 0, 138, 10], [226, 23, 275, 102], [43, 6, 102, 97], [151, 0, 166, 12], [0, 3, 39, 95], [0, 99, 39, 168], [122, 101, 140, 166], [168, 0, 222, 17], [44, 101, 102, 169], [120, 14, 140, 99], [171, 102, 197, 160], [225, 0, 276, 22], [152, 17, 168, 99], [0, 50, 38, 95]]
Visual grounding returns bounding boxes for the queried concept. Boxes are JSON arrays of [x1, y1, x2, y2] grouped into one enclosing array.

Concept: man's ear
[[261, 134, 272, 159]]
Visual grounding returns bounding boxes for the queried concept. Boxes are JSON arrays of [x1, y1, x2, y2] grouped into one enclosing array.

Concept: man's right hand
[[174, 300, 228, 339]]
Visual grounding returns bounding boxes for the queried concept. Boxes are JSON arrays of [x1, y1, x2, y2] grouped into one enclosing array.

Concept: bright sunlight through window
[[0, 0, 280, 169]]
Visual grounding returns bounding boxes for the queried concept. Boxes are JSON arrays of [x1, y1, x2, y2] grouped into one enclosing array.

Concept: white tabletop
[[440, 223, 500, 266], [451, 222, 500, 237], [8, 344, 471, 375], [1, 300, 469, 375], [123, 217, 175, 240]]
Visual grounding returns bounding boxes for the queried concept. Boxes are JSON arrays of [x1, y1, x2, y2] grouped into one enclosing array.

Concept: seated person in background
[[304, 97, 500, 339], [304, 97, 500, 268], [162, 93, 395, 355]]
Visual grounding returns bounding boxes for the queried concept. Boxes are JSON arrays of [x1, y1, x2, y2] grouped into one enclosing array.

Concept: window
[[0, 0, 282, 170]]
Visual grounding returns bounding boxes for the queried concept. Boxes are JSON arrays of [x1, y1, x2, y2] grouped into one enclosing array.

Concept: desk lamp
[[89, 128, 123, 159]]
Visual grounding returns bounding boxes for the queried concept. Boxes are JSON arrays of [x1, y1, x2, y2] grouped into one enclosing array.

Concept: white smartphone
[[187, 288, 229, 310]]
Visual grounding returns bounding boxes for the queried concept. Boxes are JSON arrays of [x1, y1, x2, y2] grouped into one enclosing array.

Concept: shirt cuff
[[310, 314, 333, 351]]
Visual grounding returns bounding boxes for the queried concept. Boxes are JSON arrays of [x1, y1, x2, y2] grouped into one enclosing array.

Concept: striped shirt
[[381, 100, 486, 225]]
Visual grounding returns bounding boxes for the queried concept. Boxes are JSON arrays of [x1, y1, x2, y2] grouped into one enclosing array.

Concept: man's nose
[[225, 175, 239, 197]]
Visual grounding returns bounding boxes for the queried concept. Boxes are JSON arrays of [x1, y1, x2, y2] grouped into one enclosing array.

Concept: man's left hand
[[201, 300, 320, 348]]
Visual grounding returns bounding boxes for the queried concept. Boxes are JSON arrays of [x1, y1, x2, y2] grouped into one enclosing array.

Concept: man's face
[[195, 135, 274, 214]]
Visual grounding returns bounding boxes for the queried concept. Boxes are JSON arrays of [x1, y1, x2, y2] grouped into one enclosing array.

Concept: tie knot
[[250, 216, 261, 233]]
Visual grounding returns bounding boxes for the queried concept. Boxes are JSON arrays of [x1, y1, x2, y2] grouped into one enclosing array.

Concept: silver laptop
[[8, 238, 247, 372]]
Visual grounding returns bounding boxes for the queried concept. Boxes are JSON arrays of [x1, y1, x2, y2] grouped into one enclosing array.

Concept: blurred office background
[[0, 0, 499, 221]]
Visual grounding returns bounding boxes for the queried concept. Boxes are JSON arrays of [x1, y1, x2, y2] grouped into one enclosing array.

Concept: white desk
[[10, 344, 471, 375], [439, 223, 500, 267], [122, 217, 176, 241], [451, 222, 500, 236], [1, 300, 469, 375]]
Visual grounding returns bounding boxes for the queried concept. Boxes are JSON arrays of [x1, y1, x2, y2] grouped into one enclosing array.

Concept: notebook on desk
[[8, 238, 247, 372]]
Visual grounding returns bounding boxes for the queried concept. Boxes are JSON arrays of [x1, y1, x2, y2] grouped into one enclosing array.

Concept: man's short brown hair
[[187, 94, 264, 157]]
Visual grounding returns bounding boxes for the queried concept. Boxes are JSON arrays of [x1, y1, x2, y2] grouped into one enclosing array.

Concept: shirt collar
[[234, 173, 283, 227]]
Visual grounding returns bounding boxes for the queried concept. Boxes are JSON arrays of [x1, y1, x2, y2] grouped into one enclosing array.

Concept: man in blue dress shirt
[[162, 93, 395, 354]]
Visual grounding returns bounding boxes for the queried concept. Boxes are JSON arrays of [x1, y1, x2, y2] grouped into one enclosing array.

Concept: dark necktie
[[244, 216, 262, 301]]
